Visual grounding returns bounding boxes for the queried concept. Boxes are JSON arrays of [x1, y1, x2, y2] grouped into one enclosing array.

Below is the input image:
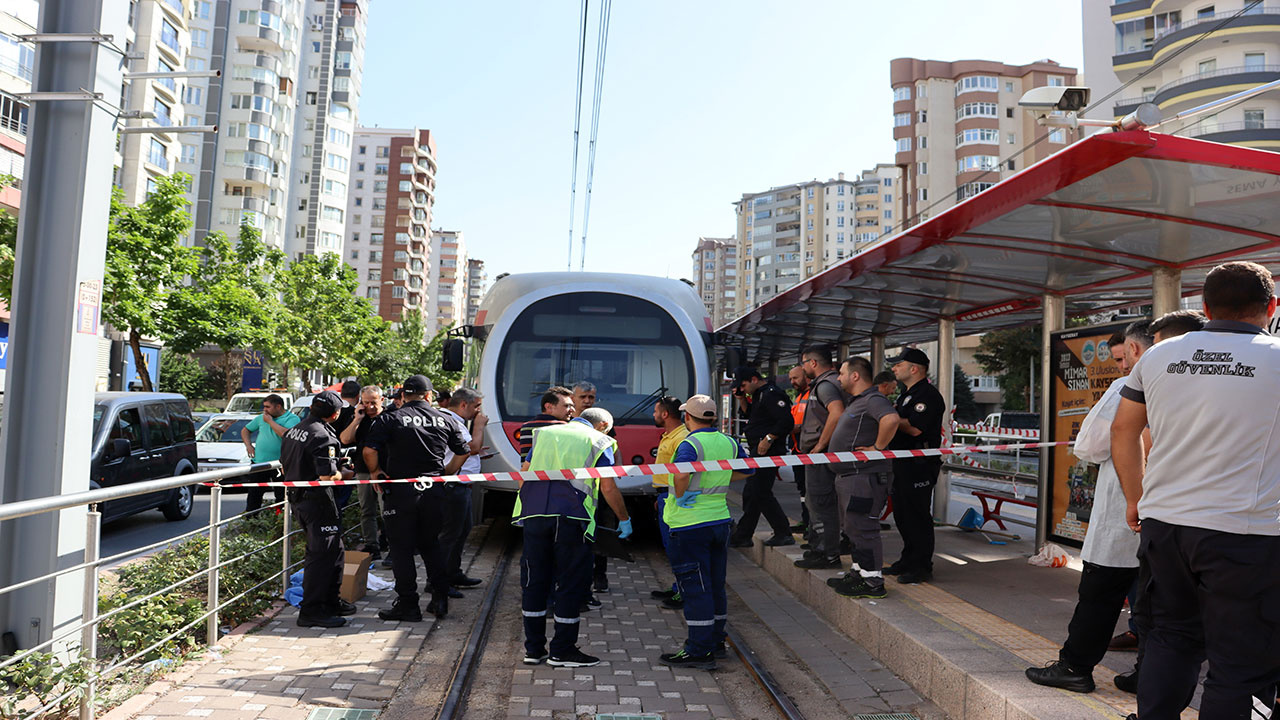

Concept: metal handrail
[[0, 461, 280, 523]]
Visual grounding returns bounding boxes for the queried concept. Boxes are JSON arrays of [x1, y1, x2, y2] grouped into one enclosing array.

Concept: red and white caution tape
[[952, 422, 1040, 440], [209, 440, 1071, 489]]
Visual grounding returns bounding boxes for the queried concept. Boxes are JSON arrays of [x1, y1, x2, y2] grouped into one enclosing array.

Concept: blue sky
[[359, 1, 1085, 280]]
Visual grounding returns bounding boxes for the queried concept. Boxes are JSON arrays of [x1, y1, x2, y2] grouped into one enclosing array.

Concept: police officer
[[882, 348, 945, 585], [659, 395, 753, 670], [362, 374, 471, 623], [279, 390, 354, 628], [824, 357, 900, 599], [518, 407, 632, 668], [727, 367, 795, 548]]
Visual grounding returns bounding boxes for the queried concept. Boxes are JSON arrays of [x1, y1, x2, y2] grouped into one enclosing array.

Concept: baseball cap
[[311, 390, 343, 417], [679, 394, 718, 420], [886, 347, 930, 368], [402, 374, 433, 395], [729, 366, 761, 389]]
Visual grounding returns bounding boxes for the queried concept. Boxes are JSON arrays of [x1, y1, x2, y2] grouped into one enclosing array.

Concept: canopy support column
[[836, 342, 850, 363], [1152, 267, 1182, 318], [1036, 294, 1065, 549], [870, 335, 886, 372], [933, 318, 955, 523]]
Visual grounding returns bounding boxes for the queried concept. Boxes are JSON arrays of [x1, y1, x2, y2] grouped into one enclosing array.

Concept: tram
[[445, 272, 718, 494]]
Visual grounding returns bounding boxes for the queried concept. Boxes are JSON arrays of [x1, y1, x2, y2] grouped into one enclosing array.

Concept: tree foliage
[[157, 348, 215, 400], [103, 174, 197, 391], [163, 224, 285, 399], [973, 326, 1040, 411], [952, 365, 982, 423], [0, 174, 20, 306], [359, 309, 461, 391]]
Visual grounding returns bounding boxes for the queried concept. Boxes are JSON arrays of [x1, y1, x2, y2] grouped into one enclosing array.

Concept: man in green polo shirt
[[241, 394, 301, 512]]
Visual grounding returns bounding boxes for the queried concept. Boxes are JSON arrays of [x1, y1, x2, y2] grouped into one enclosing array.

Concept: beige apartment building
[[0, 0, 35, 216], [691, 237, 737, 327], [1084, 0, 1280, 146], [428, 230, 467, 334], [733, 167, 901, 312], [891, 58, 1080, 225], [465, 257, 487, 324]]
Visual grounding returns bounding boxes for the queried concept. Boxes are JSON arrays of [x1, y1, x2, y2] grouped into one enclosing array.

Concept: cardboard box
[[339, 550, 372, 603]]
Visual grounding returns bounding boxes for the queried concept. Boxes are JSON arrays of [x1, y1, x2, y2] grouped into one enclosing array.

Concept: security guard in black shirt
[[882, 348, 945, 585], [728, 367, 796, 548], [279, 390, 354, 628], [363, 374, 471, 622]]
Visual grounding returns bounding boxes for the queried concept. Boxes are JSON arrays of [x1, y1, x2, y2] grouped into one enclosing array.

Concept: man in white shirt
[[440, 387, 487, 591], [1113, 261, 1280, 719], [1026, 320, 1152, 694]]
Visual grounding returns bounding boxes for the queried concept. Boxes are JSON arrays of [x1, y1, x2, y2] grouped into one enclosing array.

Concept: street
[[99, 491, 263, 567]]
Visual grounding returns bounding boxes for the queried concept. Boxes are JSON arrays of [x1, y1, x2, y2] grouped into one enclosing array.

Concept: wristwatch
[[765, 434, 776, 442]]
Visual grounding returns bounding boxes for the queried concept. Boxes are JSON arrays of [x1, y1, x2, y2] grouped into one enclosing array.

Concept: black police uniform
[[279, 414, 344, 624], [887, 379, 945, 576], [365, 398, 470, 618], [730, 380, 795, 544]]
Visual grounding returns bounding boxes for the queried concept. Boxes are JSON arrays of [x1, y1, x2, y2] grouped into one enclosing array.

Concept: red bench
[[971, 490, 1037, 530]]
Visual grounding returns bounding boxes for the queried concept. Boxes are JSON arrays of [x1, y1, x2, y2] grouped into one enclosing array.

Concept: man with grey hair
[[339, 384, 386, 557], [440, 387, 488, 591], [572, 381, 597, 413]]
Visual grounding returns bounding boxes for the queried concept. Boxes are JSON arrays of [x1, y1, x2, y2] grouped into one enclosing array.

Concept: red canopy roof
[[720, 130, 1280, 362]]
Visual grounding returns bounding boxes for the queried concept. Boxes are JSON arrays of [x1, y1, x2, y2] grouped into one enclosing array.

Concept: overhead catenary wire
[[578, 0, 612, 271], [566, 0, 590, 271], [883, 0, 1263, 236]]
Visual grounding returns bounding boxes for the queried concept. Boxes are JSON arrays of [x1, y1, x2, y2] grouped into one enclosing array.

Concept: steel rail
[[726, 626, 807, 720]]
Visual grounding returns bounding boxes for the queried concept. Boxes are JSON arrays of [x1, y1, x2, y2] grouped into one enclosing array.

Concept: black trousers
[[1060, 562, 1139, 672], [245, 469, 284, 512], [437, 484, 473, 579], [1137, 518, 1280, 720], [290, 489, 344, 617], [793, 464, 810, 527], [521, 516, 594, 657], [890, 459, 938, 572], [382, 484, 449, 602], [732, 465, 791, 540]]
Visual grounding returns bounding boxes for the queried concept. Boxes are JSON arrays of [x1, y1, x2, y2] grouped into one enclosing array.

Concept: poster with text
[[1047, 321, 1130, 546]]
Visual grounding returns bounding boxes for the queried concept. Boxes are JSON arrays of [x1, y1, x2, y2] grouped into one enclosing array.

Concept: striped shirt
[[517, 414, 566, 461]]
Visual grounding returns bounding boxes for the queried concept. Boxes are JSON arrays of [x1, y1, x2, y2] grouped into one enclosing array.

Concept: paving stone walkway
[[507, 555, 736, 720]]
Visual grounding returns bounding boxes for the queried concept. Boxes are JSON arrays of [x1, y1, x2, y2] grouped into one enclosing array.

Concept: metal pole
[[869, 335, 886, 372], [934, 318, 955, 523], [281, 493, 292, 599], [206, 485, 222, 645], [1036, 294, 1066, 549], [0, 0, 128, 649], [1152, 267, 1182, 318], [78, 508, 100, 720]]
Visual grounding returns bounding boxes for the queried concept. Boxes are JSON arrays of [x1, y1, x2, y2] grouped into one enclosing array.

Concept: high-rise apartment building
[[691, 237, 737, 327], [116, 0, 191, 207], [0, 0, 35, 215], [733, 170, 900, 311], [464, 257, 487, 324], [890, 58, 1080, 225], [1084, 0, 1280, 146], [428, 230, 467, 333], [346, 127, 437, 323], [183, 0, 367, 254]]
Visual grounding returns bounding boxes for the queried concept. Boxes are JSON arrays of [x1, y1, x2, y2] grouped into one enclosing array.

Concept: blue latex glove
[[617, 518, 633, 540], [675, 490, 701, 508]]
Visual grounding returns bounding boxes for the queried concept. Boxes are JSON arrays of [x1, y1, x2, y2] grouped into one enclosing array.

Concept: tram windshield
[[496, 292, 696, 425]]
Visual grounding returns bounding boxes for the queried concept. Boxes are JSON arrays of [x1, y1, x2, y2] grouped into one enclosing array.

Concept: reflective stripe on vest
[[663, 431, 737, 530], [513, 420, 617, 540]]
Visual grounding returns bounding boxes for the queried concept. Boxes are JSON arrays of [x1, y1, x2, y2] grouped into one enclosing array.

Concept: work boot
[[658, 650, 717, 671], [661, 593, 685, 610], [1025, 660, 1095, 693], [547, 648, 600, 668], [296, 613, 346, 628], [328, 599, 358, 616], [650, 588, 678, 600], [426, 593, 449, 618], [764, 534, 795, 547], [378, 598, 423, 622], [834, 578, 887, 599], [795, 554, 841, 569], [789, 521, 808, 534]]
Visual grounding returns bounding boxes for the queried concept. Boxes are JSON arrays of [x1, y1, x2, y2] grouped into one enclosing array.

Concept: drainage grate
[[853, 715, 920, 720], [306, 710, 379, 720], [596, 715, 663, 720]]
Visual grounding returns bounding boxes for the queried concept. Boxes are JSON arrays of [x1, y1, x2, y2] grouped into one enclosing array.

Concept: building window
[[837, 185, 845, 195], [957, 155, 1000, 173], [955, 75, 999, 94], [1008, 132, 1016, 144], [884, 193, 892, 203], [917, 189, 927, 202], [190, 28, 208, 48], [1245, 52, 1266, 70], [1006, 107, 1014, 118], [883, 178, 892, 187], [1005, 81, 1014, 93], [159, 19, 180, 50], [183, 85, 202, 105], [1007, 159, 1016, 171], [194, 0, 210, 18], [893, 112, 911, 127], [918, 161, 927, 175], [918, 110, 927, 123], [916, 82, 927, 98], [335, 52, 352, 69], [1047, 76, 1065, 87], [956, 128, 1000, 146], [895, 137, 912, 152], [956, 102, 998, 120], [180, 144, 197, 163], [1198, 58, 1217, 74], [369, 250, 381, 262], [1048, 128, 1066, 143], [893, 86, 911, 102], [1245, 108, 1266, 129], [325, 153, 348, 172]]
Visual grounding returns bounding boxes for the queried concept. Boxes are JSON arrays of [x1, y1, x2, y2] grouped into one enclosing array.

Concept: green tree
[[268, 253, 383, 391], [0, 174, 21, 306], [952, 365, 982, 423], [164, 224, 284, 400], [102, 175, 197, 391], [358, 309, 461, 391], [158, 348, 213, 399], [974, 326, 1040, 411]]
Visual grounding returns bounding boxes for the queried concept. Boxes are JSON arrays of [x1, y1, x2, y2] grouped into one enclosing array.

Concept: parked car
[[195, 412, 259, 474], [224, 391, 292, 414], [91, 392, 200, 523], [976, 411, 1041, 442], [290, 393, 314, 421]]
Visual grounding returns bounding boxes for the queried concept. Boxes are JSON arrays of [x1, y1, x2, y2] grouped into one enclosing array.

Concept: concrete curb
[[739, 538, 1125, 720]]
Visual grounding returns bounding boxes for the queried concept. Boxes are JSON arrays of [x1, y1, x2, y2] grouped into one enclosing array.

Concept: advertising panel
[[1047, 321, 1130, 546]]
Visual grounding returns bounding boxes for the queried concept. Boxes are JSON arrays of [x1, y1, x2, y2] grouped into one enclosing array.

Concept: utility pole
[[0, 0, 126, 649]]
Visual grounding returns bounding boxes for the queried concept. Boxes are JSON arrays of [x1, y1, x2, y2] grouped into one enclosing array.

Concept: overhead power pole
[[0, 0, 126, 650]]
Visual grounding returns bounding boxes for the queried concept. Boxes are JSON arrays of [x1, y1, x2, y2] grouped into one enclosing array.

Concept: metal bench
[[971, 490, 1037, 530]]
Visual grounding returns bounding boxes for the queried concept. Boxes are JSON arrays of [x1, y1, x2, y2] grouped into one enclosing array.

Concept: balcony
[[1113, 91, 1156, 117], [147, 150, 170, 171], [1184, 118, 1280, 144], [1153, 64, 1280, 111], [1154, 7, 1280, 53], [773, 212, 799, 224]]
